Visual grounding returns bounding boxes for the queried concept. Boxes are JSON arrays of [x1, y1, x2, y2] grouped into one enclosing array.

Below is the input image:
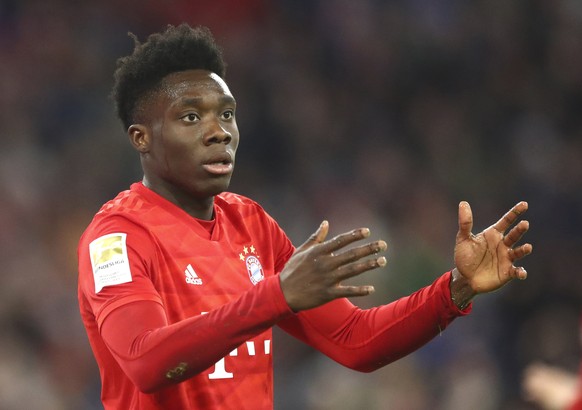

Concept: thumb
[[457, 201, 473, 243], [296, 220, 329, 252]]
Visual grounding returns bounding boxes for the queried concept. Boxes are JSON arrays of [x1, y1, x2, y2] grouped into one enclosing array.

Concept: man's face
[[139, 69, 239, 199]]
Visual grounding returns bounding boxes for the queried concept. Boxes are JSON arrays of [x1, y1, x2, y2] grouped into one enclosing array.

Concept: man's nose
[[203, 119, 232, 145]]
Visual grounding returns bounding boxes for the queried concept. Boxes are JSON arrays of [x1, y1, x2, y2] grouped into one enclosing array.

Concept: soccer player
[[77, 24, 533, 409]]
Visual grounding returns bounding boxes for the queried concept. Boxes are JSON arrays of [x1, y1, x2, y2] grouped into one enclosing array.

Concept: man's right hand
[[279, 221, 387, 312]]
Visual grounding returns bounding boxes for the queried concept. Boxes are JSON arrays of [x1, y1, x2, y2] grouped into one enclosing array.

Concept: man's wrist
[[450, 268, 476, 310]]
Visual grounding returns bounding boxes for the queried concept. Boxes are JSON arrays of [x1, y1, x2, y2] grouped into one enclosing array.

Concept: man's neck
[[142, 177, 215, 220]]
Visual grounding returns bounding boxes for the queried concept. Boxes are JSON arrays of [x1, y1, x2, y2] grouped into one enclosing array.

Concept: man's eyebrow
[[178, 97, 202, 107], [177, 95, 236, 108], [219, 95, 236, 105]]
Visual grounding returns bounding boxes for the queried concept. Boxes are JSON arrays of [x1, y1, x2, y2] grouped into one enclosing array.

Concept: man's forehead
[[161, 70, 232, 99]]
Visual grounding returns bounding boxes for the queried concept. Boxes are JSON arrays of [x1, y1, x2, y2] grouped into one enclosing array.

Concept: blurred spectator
[[523, 362, 580, 410], [522, 314, 582, 410]]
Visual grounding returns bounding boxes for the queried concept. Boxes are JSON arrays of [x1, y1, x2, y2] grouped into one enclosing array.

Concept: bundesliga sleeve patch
[[89, 233, 132, 293]]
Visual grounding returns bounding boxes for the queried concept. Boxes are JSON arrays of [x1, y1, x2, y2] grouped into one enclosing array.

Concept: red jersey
[[78, 182, 468, 409]]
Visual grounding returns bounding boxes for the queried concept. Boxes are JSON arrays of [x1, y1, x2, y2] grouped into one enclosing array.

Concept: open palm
[[454, 201, 532, 294]]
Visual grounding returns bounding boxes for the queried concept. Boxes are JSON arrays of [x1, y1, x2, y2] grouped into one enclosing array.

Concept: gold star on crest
[[239, 245, 259, 262]]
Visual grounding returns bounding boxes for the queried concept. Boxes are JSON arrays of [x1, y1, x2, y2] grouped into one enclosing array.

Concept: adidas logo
[[185, 264, 203, 285]]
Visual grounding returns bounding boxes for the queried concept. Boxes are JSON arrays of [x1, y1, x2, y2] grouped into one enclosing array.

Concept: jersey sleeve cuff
[[265, 275, 294, 317], [442, 270, 472, 316]]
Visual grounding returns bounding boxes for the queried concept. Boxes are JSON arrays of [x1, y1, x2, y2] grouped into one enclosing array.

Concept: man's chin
[[196, 179, 231, 198]]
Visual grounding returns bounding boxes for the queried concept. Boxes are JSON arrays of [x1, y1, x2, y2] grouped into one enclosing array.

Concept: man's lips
[[202, 152, 233, 175], [202, 162, 233, 175]]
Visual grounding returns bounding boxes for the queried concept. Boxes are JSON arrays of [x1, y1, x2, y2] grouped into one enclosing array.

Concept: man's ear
[[128, 124, 150, 153]]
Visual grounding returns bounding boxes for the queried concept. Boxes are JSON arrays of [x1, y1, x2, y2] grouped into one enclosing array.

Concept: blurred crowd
[[1, 0, 581, 409]]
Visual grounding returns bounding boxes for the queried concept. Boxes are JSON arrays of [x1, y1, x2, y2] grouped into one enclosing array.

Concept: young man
[[78, 24, 533, 409]]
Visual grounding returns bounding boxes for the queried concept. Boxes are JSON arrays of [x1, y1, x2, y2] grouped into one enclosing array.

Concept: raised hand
[[454, 201, 533, 295], [279, 221, 387, 312]]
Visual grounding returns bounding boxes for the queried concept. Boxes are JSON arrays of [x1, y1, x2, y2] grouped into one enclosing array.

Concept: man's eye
[[222, 110, 234, 120], [182, 113, 199, 122]]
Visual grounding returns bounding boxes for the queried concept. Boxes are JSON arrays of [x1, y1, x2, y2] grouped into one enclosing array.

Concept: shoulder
[[215, 192, 284, 233], [96, 184, 151, 218], [215, 192, 290, 241], [216, 191, 259, 206], [216, 192, 268, 215], [80, 185, 153, 248], [88, 183, 160, 231]]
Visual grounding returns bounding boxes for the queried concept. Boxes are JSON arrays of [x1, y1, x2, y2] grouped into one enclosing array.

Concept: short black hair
[[112, 24, 226, 130]]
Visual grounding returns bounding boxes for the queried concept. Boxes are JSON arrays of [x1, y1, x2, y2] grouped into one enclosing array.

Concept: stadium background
[[0, 0, 581, 408]]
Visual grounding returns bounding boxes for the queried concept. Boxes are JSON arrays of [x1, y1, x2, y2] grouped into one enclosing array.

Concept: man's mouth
[[202, 152, 233, 175]]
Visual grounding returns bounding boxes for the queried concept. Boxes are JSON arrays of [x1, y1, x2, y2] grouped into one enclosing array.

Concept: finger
[[316, 227, 371, 255], [492, 201, 528, 233], [333, 256, 387, 283], [296, 220, 329, 252], [329, 285, 376, 298], [509, 243, 533, 261], [330, 240, 388, 269], [456, 201, 473, 242], [512, 265, 528, 280], [503, 220, 529, 247]]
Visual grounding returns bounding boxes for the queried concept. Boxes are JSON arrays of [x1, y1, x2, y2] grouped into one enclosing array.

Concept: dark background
[[0, 1, 580, 408]]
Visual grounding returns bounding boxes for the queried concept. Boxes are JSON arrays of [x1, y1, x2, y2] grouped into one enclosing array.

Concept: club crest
[[239, 245, 264, 285]]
